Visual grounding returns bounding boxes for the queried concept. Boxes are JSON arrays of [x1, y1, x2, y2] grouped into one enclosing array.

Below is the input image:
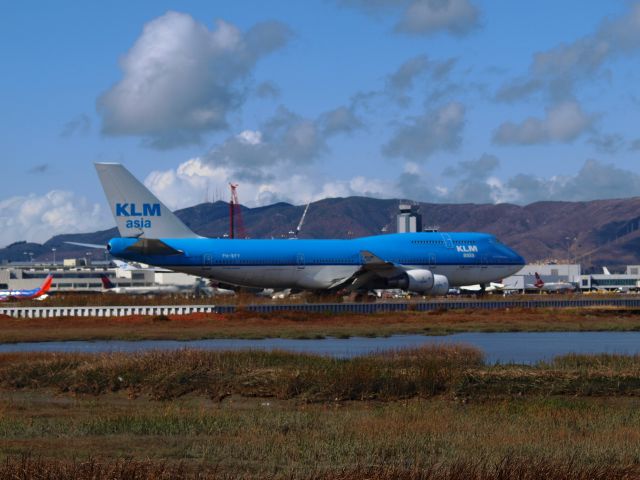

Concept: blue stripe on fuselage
[[0, 287, 39, 298]]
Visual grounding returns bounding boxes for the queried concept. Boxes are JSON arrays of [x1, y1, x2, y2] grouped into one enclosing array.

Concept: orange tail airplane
[[0, 275, 53, 302]]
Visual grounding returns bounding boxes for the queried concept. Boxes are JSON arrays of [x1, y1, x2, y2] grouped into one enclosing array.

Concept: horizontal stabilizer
[[65, 241, 106, 249], [124, 238, 184, 256]]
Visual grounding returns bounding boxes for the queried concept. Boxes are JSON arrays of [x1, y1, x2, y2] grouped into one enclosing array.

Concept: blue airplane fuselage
[[107, 232, 525, 290]]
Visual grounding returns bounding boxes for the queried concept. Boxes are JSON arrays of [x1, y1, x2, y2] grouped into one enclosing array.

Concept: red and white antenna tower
[[229, 183, 246, 239]]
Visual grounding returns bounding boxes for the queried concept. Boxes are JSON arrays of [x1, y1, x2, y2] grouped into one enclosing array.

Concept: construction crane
[[229, 183, 246, 239], [295, 202, 310, 238]]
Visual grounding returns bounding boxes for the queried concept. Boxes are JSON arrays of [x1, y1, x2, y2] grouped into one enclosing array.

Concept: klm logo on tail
[[116, 203, 161, 217], [115, 203, 161, 229]]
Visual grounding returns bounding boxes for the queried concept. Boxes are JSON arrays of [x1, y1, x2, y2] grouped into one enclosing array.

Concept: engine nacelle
[[404, 269, 434, 293], [388, 269, 449, 295], [429, 274, 450, 296]]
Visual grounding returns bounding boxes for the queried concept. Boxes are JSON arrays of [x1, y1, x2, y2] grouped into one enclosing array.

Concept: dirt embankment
[[1, 307, 640, 342]]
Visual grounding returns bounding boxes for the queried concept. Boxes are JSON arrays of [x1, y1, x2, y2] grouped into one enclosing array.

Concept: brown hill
[[3, 197, 640, 269]]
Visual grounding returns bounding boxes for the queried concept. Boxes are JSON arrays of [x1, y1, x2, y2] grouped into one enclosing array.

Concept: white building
[[502, 264, 582, 292], [0, 261, 200, 293]]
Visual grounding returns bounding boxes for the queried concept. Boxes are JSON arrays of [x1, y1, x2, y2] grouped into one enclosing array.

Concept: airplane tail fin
[[534, 272, 544, 288], [100, 274, 115, 290], [95, 163, 200, 239], [36, 275, 54, 297]]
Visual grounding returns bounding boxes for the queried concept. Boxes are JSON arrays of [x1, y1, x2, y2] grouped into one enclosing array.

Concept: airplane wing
[[359, 250, 401, 277], [329, 250, 406, 291]]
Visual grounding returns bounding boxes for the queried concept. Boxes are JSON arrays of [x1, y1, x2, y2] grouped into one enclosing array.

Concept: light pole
[[51, 247, 56, 265]]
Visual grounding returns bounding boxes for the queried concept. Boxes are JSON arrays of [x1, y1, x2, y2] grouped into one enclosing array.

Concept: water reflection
[[2, 331, 640, 364]]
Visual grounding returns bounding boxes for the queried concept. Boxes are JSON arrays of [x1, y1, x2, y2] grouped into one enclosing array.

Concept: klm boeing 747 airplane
[[92, 163, 525, 295]]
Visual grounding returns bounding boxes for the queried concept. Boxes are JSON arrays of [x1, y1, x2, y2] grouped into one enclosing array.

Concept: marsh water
[[1, 331, 640, 364]]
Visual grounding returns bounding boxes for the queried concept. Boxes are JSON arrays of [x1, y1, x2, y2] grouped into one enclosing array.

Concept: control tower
[[396, 203, 422, 233]]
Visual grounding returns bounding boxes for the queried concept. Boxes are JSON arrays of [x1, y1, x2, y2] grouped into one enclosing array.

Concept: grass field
[[0, 347, 639, 478], [2, 307, 640, 342]]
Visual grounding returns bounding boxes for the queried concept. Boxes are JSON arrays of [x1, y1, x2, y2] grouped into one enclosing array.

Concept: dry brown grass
[[0, 347, 639, 478], [0, 394, 639, 479], [0, 345, 483, 401], [1, 307, 640, 342], [3, 347, 640, 402], [0, 455, 636, 479]]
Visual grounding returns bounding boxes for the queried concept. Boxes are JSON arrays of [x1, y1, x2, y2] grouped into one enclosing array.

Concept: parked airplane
[[113, 259, 150, 271], [99, 274, 182, 295], [0, 275, 53, 302], [527, 272, 577, 293], [460, 282, 505, 293], [194, 279, 236, 297], [92, 163, 525, 295]]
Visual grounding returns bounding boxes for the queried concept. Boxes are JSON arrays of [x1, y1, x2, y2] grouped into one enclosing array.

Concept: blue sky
[[2, 0, 640, 246]]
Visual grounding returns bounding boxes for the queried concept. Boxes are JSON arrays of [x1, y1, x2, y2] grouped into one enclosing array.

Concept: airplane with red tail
[[0, 275, 53, 302], [528, 272, 577, 293]]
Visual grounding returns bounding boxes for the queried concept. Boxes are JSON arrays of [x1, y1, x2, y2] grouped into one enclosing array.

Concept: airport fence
[[2, 297, 640, 318]]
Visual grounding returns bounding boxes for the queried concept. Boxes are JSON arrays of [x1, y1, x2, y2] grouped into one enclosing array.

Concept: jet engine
[[429, 274, 450, 296], [388, 269, 450, 295]]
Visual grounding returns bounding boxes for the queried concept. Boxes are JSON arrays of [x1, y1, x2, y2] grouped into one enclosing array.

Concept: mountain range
[[3, 196, 640, 270]]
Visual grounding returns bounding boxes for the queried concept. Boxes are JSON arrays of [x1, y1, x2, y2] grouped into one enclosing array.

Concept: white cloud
[[255, 81, 281, 99], [339, 0, 479, 37], [0, 191, 110, 247], [237, 130, 262, 145], [403, 158, 640, 205], [145, 156, 399, 210], [7, 158, 639, 248], [587, 133, 625, 154], [60, 114, 91, 138], [397, 0, 479, 36], [318, 106, 364, 136], [98, 11, 291, 148], [503, 159, 640, 204], [387, 55, 430, 95], [497, 2, 640, 101], [383, 101, 466, 160], [158, 104, 364, 192], [493, 101, 594, 145], [384, 55, 458, 107], [196, 108, 327, 182]]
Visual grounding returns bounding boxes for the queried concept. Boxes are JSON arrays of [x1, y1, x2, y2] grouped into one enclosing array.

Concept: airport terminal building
[[0, 259, 198, 293], [505, 264, 640, 292]]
